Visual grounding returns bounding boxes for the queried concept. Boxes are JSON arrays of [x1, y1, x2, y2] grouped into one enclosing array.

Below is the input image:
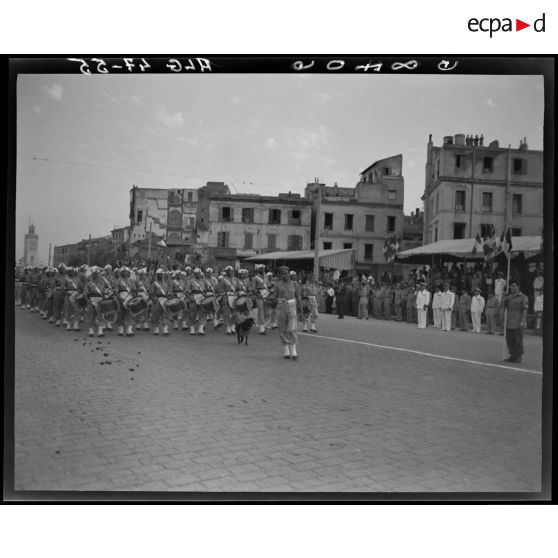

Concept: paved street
[[13, 310, 543, 493]]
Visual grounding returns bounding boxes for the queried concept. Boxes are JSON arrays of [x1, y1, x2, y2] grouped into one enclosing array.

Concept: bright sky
[[16, 72, 544, 263]]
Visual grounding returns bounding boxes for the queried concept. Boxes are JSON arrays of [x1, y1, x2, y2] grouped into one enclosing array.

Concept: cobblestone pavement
[[13, 310, 543, 494]]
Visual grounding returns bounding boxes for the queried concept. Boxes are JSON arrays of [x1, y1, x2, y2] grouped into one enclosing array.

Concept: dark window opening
[[241, 208, 254, 223], [455, 190, 466, 212], [323, 241, 332, 250], [365, 215, 375, 232], [483, 157, 493, 172], [482, 192, 493, 213], [387, 216, 396, 233], [512, 194, 523, 215], [344, 214, 354, 231], [269, 209, 281, 225], [453, 223, 466, 239], [324, 213, 333, 230], [221, 207, 232, 222], [364, 244, 374, 260]]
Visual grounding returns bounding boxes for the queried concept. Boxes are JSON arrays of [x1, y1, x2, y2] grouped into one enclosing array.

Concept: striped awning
[[245, 249, 355, 270]]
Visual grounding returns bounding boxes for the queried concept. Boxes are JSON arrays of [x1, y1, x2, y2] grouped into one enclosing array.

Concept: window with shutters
[[482, 192, 493, 213], [365, 215, 375, 232], [221, 207, 232, 223], [241, 208, 254, 223], [268, 209, 281, 224], [288, 235, 302, 250], [455, 190, 466, 212], [512, 194, 523, 215]]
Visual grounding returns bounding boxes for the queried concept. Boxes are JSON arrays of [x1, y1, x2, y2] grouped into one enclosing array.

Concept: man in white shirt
[[470, 287, 485, 333], [440, 283, 455, 332], [416, 283, 430, 329]]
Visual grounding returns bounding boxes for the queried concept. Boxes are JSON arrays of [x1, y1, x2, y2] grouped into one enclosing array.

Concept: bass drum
[[97, 298, 119, 321], [201, 295, 216, 312], [127, 296, 148, 317], [234, 294, 251, 313], [166, 297, 187, 317]]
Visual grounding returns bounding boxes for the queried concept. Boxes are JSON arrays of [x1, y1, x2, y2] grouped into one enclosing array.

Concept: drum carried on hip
[[127, 296, 148, 318], [97, 297, 119, 322], [234, 294, 251, 313], [166, 297, 187, 319], [201, 295, 217, 313], [301, 296, 311, 318]]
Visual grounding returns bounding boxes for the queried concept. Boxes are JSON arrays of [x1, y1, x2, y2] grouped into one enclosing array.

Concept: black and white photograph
[[7, 56, 552, 499]]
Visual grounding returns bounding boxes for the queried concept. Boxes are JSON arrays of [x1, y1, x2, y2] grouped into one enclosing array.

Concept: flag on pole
[[483, 225, 498, 261], [500, 228, 513, 257], [472, 232, 483, 255], [383, 237, 389, 259]]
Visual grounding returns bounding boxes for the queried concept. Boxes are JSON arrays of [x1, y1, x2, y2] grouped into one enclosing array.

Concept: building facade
[[129, 186, 169, 244], [202, 192, 313, 268], [402, 209, 424, 251], [165, 187, 198, 248], [305, 155, 405, 271], [53, 235, 113, 267], [23, 224, 39, 266], [422, 134, 543, 243]]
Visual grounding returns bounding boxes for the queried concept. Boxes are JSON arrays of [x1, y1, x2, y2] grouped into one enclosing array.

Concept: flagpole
[[501, 145, 512, 359]]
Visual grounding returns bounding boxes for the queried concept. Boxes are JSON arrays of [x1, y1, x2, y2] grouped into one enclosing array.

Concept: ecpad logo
[[468, 13, 545, 37]]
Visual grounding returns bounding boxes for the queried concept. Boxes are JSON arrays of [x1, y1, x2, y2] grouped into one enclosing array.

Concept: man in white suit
[[416, 283, 430, 329], [440, 282, 455, 332], [470, 287, 486, 333]]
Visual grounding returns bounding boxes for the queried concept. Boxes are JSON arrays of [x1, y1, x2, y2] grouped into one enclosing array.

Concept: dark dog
[[236, 317, 255, 345]]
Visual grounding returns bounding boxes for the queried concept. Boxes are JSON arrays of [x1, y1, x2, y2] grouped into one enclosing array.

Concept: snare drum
[[127, 296, 148, 317]]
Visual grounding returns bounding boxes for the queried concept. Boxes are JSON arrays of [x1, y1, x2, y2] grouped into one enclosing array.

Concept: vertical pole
[[87, 234, 91, 266], [313, 185, 321, 280], [502, 146, 513, 359], [148, 221, 152, 261], [48, 243, 52, 267], [469, 145, 475, 237]]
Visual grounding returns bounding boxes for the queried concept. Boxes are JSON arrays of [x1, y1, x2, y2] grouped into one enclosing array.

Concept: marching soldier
[[188, 268, 208, 335], [115, 267, 135, 336], [133, 267, 151, 331], [300, 273, 319, 332], [252, 264, 270, 335], [63, 267, 83, 332], [218, 266, 238, 335], [52, 264, 67, 327], [150, 268, 170, 336], [274, 266, 301, 360], [83, 266, 108, 337], [205, 268, 222, 329], [168, 271, 187, 331], [266, 271, 278, 329], [100, 265, 115, 331]]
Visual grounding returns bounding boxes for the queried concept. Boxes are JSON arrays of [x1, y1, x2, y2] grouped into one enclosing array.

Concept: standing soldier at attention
[[274, 266, 301, 360], [450, 285, 459, 331], [382, 282, 393, 321], [458, 289, 471, 332], [406, 285, 416, 324], [485, 291, 500, 335], [393, 282, 403, 322], [501, 279, 529, 363], [357, 277, 370, 320], [373, 284, 383, 319]]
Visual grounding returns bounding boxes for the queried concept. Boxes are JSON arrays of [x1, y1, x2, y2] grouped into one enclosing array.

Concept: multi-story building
[[129, 186, 169, 244], [23, 223, 39, 266], [422, 133, 543, 243], [202, 192, 313, 268], [402, 208, 424, 251], [165, 187, 198, 248], [111, 226, 132, 261], [53, 235, 113, 267], [305, 155, 405, 272]]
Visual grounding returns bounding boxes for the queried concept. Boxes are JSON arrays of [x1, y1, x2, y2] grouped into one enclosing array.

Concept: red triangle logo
[[516, 19, 530, 31]]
